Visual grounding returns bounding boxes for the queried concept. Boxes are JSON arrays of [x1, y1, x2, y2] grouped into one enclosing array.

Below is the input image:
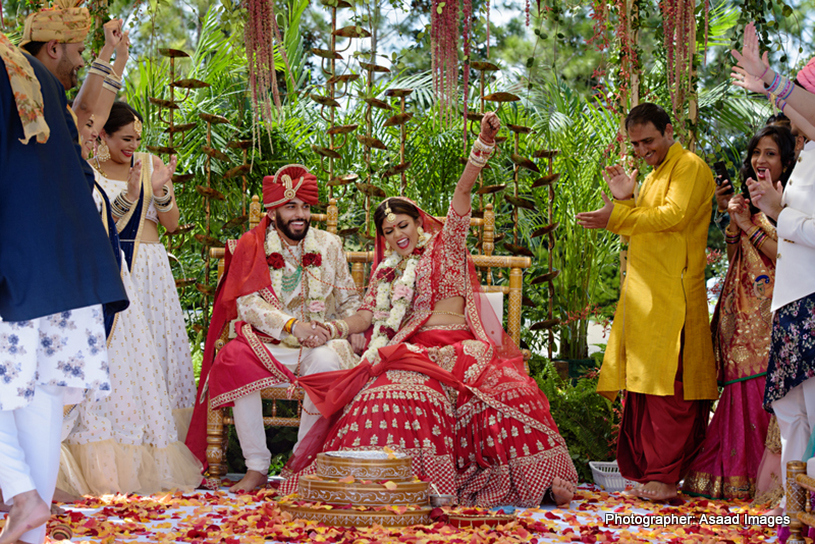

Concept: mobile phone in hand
[[713, 160, 734, 193]]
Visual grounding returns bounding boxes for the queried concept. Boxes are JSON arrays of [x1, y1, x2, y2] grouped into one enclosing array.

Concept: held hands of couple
[[294, 321, 330, 348]]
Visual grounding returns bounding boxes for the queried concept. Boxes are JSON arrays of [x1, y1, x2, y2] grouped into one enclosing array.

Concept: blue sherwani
[[0, 53, 127, 321]]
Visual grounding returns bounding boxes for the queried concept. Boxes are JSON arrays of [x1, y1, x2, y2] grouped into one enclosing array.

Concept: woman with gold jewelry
[[281, 112, 578, 508], [92, 102, 197, 441], [54, 107, 202, 497], [682, 125, 794, 501]]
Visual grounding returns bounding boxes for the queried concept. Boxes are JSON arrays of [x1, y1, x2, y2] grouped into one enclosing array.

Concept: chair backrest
[[210, 198, 530, 345]]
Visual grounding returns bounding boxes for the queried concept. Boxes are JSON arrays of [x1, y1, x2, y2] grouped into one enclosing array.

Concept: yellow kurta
[[597, 142, 718, 401]]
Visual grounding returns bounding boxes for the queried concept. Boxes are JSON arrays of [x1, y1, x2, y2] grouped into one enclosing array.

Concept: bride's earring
[[97, 139, 111, 162], [417, 226, 425, 237]]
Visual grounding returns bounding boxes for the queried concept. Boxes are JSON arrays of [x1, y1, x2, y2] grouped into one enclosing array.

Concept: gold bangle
[[284, 317, 298, 334]]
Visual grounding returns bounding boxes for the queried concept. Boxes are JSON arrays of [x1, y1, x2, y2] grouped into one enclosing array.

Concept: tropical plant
[[519, 82, 621, 360]]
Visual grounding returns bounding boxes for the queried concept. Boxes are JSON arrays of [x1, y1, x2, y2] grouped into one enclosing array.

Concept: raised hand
[[576, 191, 614, 230], [151, 155, 177, 196], [102, 18, 124, 51], [602, 164, 638, 201], [746, 172, 784, 220], [126, 158, 142, 202], [731, 22, 767, 79], [480, 111, 500, 144], [731, 52, 769, 94]]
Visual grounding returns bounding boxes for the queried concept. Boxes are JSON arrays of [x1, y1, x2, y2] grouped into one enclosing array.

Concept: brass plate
[[531, 269, 560, 284], [164, 122, 196, 134], [356, 134, 388, 150], [475, 184, 506, 195], [195, 186, 225, 200], [326, 74, 360, 85], [194, 234, 224, 247], [510, 153, 540, 173], [227, 140, 253, 150], [533, 149, 560, 159], [483, 92, 520, 102], [310, 93, 341, 108], [466, 112, 484, 122], [384, 88, 413, 97], [311, 145, 342, 159], [201, 146, 230, 162], [195, 283, 215, 296], [159, 48, 189, 58], [224, 164, 251, 179], [174, 278, 196, 288], [383, 112, 413, 127], [532, 174, 561, 188], [507, 124, 532, 134], [359, 61, 391, 73], [172, 174, 194, 184], [470, 60, 500, 71], [382, 162, 411, 177], [223, 215, 248, 229], [148, 97, 179, 109], [505, 194, 536, 210], [530, 318, 561, 331], [327, 124, 358, 135], [146, 145, 177, 155], [531, 223, 559, 238], [503, 242, 534, 257], [328, 173, 359, 186], [356, 183, 386, 198], [333, 25, 371, 38], [311, 48, 343, 60], [199, 113, 230, 125], [363, 97, 392, 110], [173, 78, 209, 89]]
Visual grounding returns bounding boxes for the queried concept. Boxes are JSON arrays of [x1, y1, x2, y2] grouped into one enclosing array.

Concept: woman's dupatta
[[115, 151, 153, 270], [714, 213, 777, 384]]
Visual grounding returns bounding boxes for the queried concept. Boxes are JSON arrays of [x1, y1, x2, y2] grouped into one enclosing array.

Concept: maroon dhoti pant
[[617, 377, 710, 485]]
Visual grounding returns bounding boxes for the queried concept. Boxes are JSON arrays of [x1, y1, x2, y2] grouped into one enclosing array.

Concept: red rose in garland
[[303, 253, 322, 267], [266, 253, 285, 269]]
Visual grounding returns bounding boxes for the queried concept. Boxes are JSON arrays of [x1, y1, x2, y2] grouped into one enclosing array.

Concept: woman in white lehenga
[[58, 106, 201, 496]]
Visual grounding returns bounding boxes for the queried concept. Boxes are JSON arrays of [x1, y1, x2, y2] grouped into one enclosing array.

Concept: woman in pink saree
[[279, 113, 578, 507], [683, 125, 795, 499]]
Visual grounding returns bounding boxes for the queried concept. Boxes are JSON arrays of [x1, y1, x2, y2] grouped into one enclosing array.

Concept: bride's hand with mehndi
[[480, 111, 500, 144]]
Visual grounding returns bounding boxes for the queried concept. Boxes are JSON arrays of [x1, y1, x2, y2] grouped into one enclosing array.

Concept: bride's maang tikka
[[385, 199, 396, 223]]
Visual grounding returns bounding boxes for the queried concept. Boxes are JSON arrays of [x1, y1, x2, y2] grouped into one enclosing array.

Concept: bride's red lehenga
[[281, 199, 577, 507]]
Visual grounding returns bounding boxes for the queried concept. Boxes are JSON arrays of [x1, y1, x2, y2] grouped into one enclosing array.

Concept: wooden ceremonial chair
[[784, 461, 815, 543], [203, 197, 530, 482]]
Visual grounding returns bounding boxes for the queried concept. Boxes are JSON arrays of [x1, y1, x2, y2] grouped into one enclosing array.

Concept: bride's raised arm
[[451, 112, 501, 216]]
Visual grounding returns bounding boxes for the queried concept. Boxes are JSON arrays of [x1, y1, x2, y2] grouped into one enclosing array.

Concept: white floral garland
[[265, 226, 325, 347], [361, 231, 431, 363]]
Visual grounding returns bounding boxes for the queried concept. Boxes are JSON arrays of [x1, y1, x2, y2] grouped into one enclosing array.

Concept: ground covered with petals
[[0, 485, 785, 543]]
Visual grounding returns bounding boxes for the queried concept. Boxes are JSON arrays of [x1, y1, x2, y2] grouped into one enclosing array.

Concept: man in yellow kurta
[[577, 103, 717, 501]]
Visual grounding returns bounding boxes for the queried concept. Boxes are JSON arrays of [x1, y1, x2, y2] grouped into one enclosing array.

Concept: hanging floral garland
[[660, 0, 708, 122], [244, 0, 281, 135], [431, 0, 462, 125]]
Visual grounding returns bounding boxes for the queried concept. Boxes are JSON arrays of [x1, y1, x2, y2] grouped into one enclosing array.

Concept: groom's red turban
[[262, 164, 319, 210]]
